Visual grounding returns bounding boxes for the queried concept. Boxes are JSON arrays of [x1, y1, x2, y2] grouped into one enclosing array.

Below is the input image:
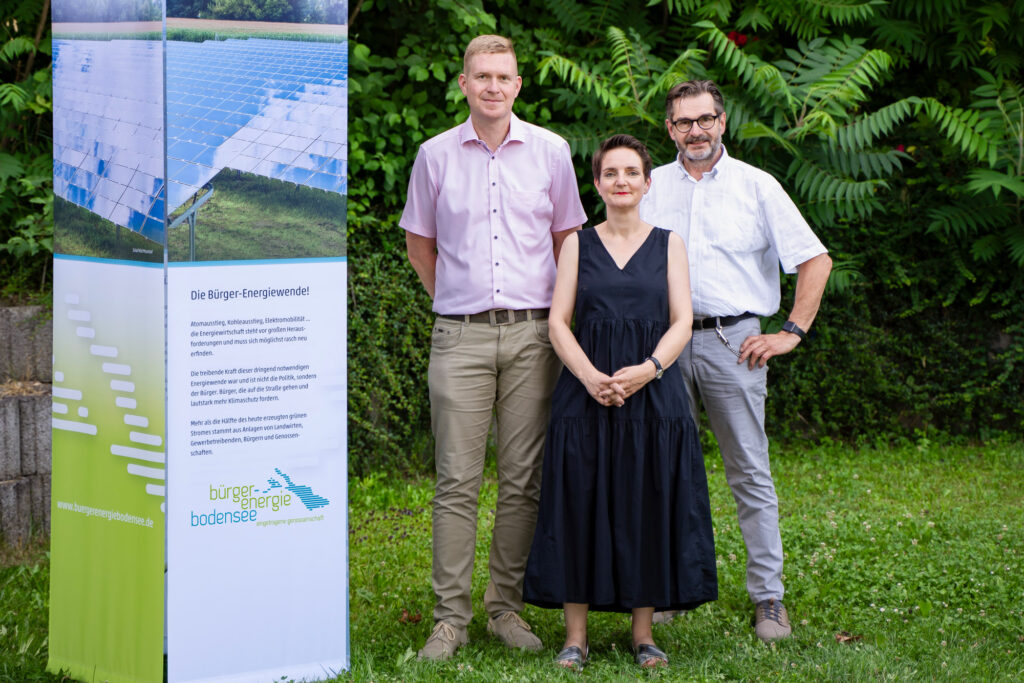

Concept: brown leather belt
[[440, 308, 549, 326]]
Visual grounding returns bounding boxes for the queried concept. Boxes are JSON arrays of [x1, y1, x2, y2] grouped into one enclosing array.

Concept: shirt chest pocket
[[707, 201, 764, 254], [506, 189, 552, 228]]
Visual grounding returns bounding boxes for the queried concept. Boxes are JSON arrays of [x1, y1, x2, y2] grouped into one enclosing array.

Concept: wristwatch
[[781, 320, 807, 340], [645, 356, 664, 380]]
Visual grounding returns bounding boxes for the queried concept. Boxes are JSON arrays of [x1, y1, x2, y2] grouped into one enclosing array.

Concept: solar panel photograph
[[52, 8, 347, 262]]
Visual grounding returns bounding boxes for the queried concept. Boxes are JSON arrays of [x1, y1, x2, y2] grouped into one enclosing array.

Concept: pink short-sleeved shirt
[[400, 114, 587, 315]]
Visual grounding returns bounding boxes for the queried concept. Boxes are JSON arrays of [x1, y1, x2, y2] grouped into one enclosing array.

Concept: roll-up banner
[[48, 2, 348, 681]]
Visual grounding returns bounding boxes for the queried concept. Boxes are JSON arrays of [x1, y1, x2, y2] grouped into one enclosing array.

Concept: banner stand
[[48, 4, 349, 681]]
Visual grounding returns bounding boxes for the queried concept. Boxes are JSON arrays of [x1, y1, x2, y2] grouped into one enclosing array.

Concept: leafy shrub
[[347, 250, 435, 476], [1, 0, 52, 303]]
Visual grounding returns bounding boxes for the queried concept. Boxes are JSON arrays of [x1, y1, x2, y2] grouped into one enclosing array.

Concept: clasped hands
[[582, 362, 655, 407]]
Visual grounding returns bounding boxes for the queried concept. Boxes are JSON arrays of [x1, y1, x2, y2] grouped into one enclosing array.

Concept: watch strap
[[781, 320, 807, 340], [645, 355, 664, 379]]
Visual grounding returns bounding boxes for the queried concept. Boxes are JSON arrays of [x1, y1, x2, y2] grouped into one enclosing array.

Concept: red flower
[[895, 144, 906, 152], [726, 31, 749, 47]]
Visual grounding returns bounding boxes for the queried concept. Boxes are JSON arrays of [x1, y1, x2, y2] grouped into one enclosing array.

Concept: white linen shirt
[[639, 146, 827, 318], [400, 114, 586, 315]]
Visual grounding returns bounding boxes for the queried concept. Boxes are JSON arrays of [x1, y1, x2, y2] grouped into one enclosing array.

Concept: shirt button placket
[[489, 152, 502, 306], [690, 180, 702, 314]]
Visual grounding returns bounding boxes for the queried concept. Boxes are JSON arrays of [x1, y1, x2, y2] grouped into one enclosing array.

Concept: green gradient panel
[[48, 257, 165, 683]]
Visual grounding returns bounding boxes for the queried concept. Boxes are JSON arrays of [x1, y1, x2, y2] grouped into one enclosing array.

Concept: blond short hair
[[463, 35, 517, 75]]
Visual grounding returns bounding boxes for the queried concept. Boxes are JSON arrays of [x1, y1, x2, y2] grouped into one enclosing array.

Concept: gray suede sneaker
[[417, 621, 468, 660], [754, 599, 792, 642], [487, 611, 543, 651]]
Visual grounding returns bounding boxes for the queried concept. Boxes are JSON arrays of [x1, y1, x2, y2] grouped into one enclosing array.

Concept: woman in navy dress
[[523, 135, 717, 669]]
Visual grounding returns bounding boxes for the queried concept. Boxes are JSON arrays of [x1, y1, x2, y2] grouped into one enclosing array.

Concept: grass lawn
[[2, 439, 1022, 681], [53, 197, 163, 263], [52, 172, 345, 264], [167, 171, 346, 262]]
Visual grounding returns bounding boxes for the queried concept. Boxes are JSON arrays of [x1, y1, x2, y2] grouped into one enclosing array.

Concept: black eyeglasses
[[671, 113, 721, 133]]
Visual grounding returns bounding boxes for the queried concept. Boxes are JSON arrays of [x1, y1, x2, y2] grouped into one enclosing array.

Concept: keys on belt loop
[[714, 317, 742, 357], [488, 308, 517, 326]]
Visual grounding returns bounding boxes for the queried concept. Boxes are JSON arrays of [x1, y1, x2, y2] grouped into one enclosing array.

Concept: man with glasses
[[640, 79, 831, 642], [401, 35, 586, 660]]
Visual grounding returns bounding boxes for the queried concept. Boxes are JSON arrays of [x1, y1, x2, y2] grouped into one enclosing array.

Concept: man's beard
[[678, 132, 721, 162]]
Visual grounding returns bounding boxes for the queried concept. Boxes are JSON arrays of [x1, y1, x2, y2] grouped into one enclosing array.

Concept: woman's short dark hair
[[591, 134, 653, 181]]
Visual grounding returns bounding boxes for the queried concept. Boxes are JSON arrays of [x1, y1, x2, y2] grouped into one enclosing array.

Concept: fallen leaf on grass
[[399, 609, 422, 624], [835, 631, 863, 643]]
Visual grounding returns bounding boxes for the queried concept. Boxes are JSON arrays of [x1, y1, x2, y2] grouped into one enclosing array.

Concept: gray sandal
[[635, 642, 668, 668], [554, 644, 588, 670]]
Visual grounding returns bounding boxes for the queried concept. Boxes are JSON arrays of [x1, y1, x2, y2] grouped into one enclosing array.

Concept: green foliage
[[872, 0, 1024, 77], [536, 26, 704, 158], [1, 0, 52, 302], [347, 252, 434, 476], [537, 17, 918, 226], [168, 0, 344, 23], [921, 97, 1002, 166], [50, 0, 162, 23], [0, 548, 58, 682], [167, 0, 210, 18], [206, 0, 295, 22], [164, 27, 344, 42], [921, 70, 1024, 266], [697, 24, 918, 224]]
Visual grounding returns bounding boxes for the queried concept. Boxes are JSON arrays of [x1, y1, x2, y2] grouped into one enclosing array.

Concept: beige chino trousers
[[427, 315, 561, 628]]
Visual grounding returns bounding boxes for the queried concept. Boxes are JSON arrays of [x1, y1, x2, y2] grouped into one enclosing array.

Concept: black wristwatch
[[645, 356, 664, 380], [781, 320, 807, 341]]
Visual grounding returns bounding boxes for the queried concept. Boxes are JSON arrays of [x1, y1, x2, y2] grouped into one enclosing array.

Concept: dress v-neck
[[593, 226, 656, 272]]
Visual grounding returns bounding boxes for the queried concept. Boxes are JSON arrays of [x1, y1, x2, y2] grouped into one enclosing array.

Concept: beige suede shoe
[[417, 620, 468, 660], [652, 610, 682, 624], [487, 611, 543, 651], [754, 599, 792, 642]]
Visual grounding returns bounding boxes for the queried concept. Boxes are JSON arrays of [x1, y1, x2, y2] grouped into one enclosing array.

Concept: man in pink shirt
[[401, 34, 586, 660]]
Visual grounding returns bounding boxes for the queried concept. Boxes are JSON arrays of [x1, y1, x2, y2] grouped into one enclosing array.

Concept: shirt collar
[[676, 144, 731, 181], [458, 113, 525, 148]]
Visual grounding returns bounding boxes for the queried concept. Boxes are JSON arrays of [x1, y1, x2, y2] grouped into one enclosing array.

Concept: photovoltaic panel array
[[53, 39, 166, 241], [166, 38, 348, 210], [53, 37, 348, 245]]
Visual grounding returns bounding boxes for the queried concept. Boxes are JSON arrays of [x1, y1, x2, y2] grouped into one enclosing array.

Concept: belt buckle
[[488, 308, 516, 326]]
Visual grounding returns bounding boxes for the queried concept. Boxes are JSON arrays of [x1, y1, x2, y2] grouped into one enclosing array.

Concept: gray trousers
[[680, 317, 784, 603], [427, 316, 562, 627]]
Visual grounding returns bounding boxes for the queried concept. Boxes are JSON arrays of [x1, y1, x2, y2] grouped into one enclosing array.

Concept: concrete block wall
[[0, 306, 53, 546], [0, 306, 52, 382]]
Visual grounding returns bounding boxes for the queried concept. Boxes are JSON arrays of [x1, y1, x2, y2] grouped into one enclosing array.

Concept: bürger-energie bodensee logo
[[192, 468, 330, 527]]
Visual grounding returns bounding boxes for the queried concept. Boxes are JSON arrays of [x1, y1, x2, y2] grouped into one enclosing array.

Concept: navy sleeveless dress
[[523, 227, 718, 613]]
